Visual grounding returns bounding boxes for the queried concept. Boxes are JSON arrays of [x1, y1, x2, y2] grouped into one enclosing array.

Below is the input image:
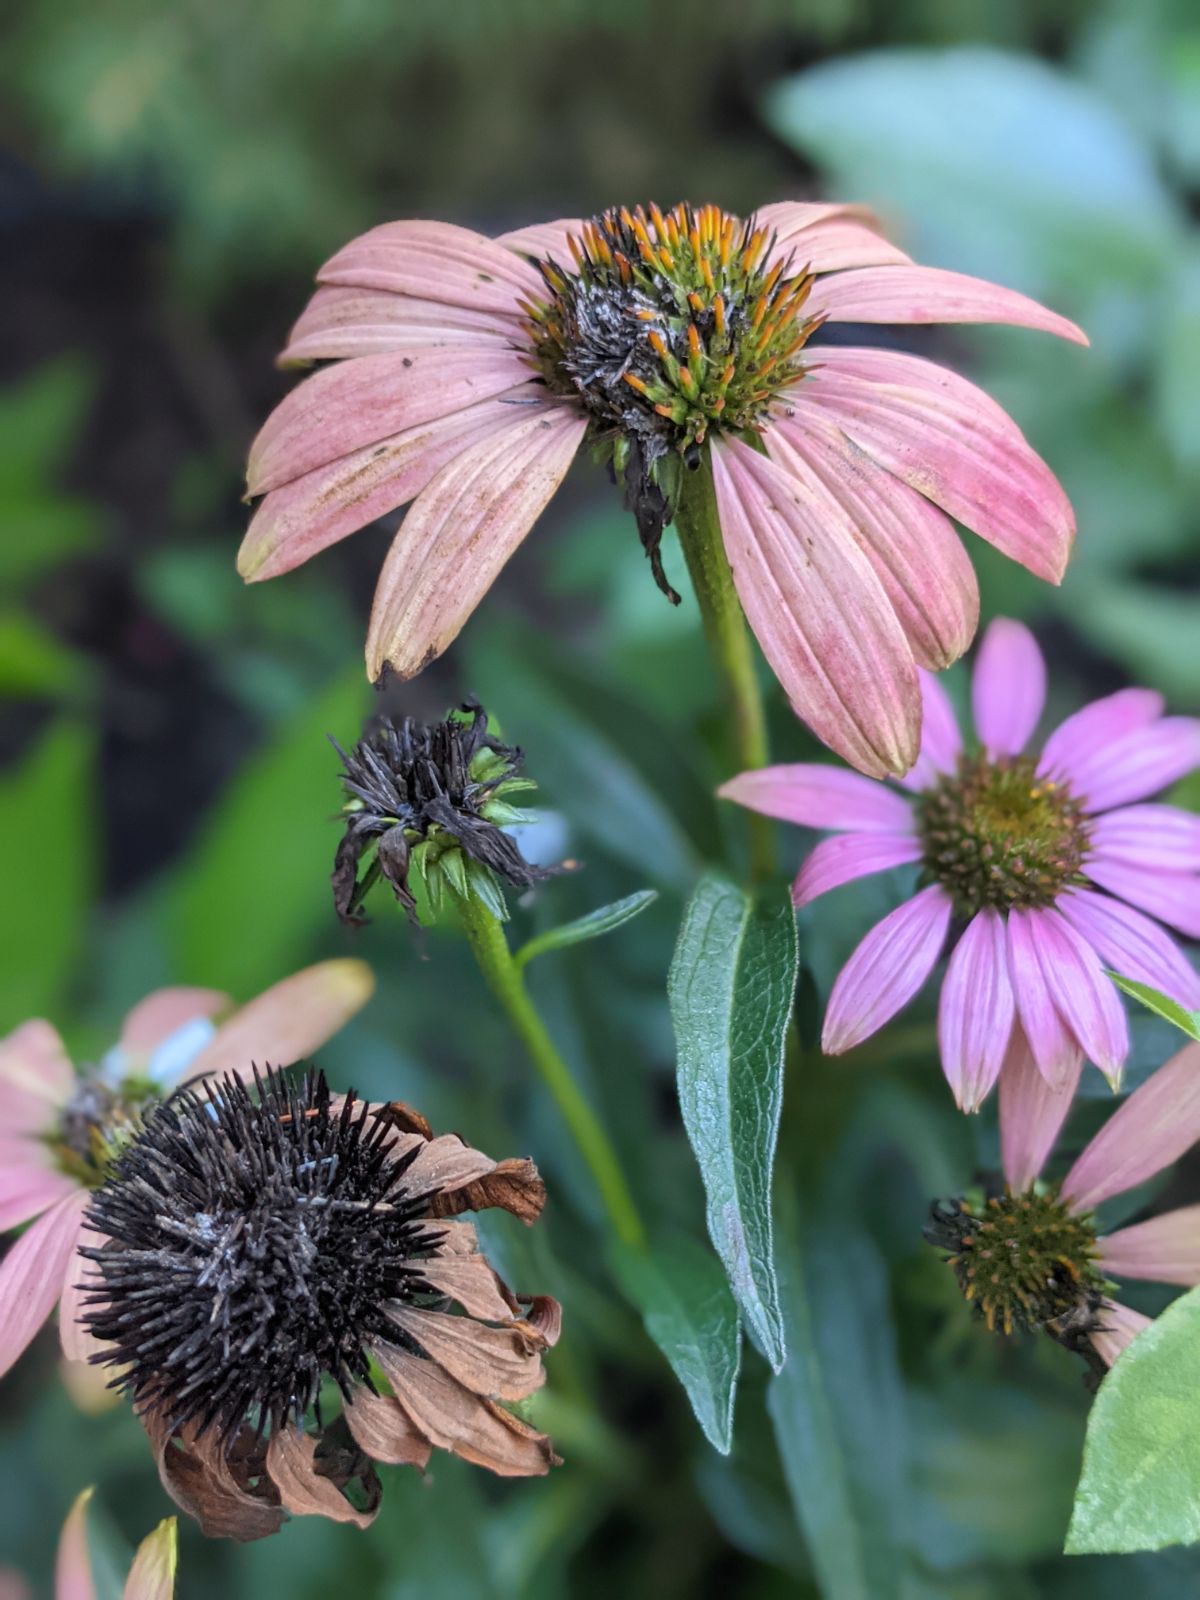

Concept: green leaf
[[514, 889, 658, 970], [1107, 972, 1200, 1043], [668, 873, 797, 1369], [0, 611, 85, 700], [0, 720, 96, 1027], [1068, 1283, 1200, 1553], [168, 669, 365, 992], [768, 1195, 910, 1599], [610, 1235, 742, 1454]]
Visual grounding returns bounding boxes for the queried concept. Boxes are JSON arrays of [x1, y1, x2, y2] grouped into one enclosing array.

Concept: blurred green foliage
[[2, 0, 1199, 1596]]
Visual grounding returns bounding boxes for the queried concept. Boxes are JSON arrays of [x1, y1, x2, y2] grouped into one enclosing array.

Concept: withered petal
[[342, 1386, 432, 1469], [401, 1134, 497, 1200], [266, 1427, 378, 1529], [425, 1156, 547, 1224], [145, 1413, 284, 1543], [405, 1253, 519, 1321], [521, 1295, 563, 1348], [385, 1305, 547, 1401]]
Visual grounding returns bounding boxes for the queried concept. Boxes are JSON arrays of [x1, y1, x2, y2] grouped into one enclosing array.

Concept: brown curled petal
[[521, 1295, 563, 1348], [425, 1157, 547, 1224], [374, 1341, 558, 1477], [386, 1305, 546, 1401], [343, 1387, 432, 1469], [407, 1254, 521, 1321], [266, 1427, 378, 1529], [401, 1135, 497, 1200], [144, 1413, 283, 1543], [418, 1218, 480, 1255], [376, 1100, 435, 1141]]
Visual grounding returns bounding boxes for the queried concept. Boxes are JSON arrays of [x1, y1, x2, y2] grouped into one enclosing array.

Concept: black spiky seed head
[[331, 698, 553, 925], [81, 1068, 444, 1446]]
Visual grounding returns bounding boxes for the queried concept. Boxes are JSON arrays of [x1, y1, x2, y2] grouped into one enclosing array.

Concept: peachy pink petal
[[717, 765, 915, 832], [822, 884, 953, 1054], [712, 435, 920, 780], [1098, 1205, 1200, 1286], [971, 617, 1046, 756], [118, 986, 230, 1058], [55, 1489, 96, 1600], [804, 264, 1088, 345], [317, 219, 541, 314], [1062, 1042, 1200, 1212], [1089, 1301, 1152, 1368], [998, 1026, 1082, 1193], [938, 909, 1015, 1112], [280, 285, 520, 365], [0, 1020, 75, 1134], [792, 831, 922, 908], [0, 1190, 88, 1380], [0, 1164, 77, 1234]]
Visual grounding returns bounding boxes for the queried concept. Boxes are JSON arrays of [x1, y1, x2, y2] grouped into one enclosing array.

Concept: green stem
[[456, 893, 647, 1250], [674, 453, 773, 876]]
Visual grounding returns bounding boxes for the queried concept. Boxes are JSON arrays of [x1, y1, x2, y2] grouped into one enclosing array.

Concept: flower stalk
[[455, 892, 646, 1250]]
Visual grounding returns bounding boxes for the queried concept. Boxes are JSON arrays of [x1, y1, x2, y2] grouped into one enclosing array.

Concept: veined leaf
[[514, 889, 658, 970], [668, 873, 797, 1370], [1108, 971, 1200, 1043]]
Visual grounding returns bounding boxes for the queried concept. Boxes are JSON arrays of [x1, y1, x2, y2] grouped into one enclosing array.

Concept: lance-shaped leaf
[[668, 874, 798, 1370], [514, 890, 658, 970], [1108, 971, 1200, 1044]]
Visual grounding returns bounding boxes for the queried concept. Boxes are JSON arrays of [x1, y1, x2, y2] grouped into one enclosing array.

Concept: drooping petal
[[804, 264, 1088, 345], [1062, 1042, 1200, 1212], [756, 204, 912, 273], [1037, 688, 1166, 794], [186, 960, 375, 1087], [246, 345, 533, 496], [266, 1428, 377, 1529], [788, 363, 1075, 584], [342, 1387, 431, 1469], [1090, 1300, 1152, 1368], [711, 435, 920, 779], [0, 1191, 87, 1379], [495, 219, 584, 263], [822, 885, 953, 1053], [971, 617, 1046, 756], [792, 831, 922, 908], [399, 1136, 497, 1202], [1022, 906, 1128, 1085], [317, 220, 542, 314], [239, 389, 542, 581], [767, 412, 978, 671], [385, 1305, 547, 1402], [0, 1162, 76, 1234], [1099, 1206, 1200, 1286], [1065, 717, 1200, 814], [716, 764, 915, 832], [118, 988, 229, 1059], [365, 405, 586, 681], [55, 1488, 96, 1600], [280, 286, 519, 365], [1084, 859, 1200, 940], [998, 1025, 1082, 1192], [1057, 888, 1200, 1009], [122, 1519, 178, 1600], [798, 345, 1027, 437], [0, 1019, 75, 1134], [406, 1254, 520, 1323], [59, 1223, 107, 1365], [1090, 806, 1200, 873], [1006, 909, 1084, 1089], [938, 909, 1015, 1112], [899, 671, 965, 794]]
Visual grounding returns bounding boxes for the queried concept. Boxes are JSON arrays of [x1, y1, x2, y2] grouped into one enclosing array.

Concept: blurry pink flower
[[994, 1036, 1200, 1369], [722, 617, 1200, 1109], [0, 960, 374, 1380], [57, 1487, 176, 1600], [241, 203, 1084, 778]]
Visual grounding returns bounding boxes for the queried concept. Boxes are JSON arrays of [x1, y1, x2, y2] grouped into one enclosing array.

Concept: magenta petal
[[767, 413, 978, 671], [1090, 805, 1200, 873], [1037, 688, 1165, 793], [0, 1192, 87, 1380], [280, 286, 520, 365], [245, 345, 533, 497], [971, 617, 1046, 755], [1006, 909, 1084, 1088], [1067, 716, 1200, 813], [899, 672, 964, 793], [1084, 859, 1200, 940], [366, 406, 587, 681], [0, 1162, 76, 1234], [1024, 907, 1128, 1085], [789, 365, 1075, 585], [717, 765, 915, 832], [822, 885, 953, 1053], [1063, 1042, 1200, 1212], [711, 435, 921, 779], [1058, 889, 1200, 1010], [938, 909, 1014, 1112], [317, 219, 542, 313], [804, 263, 1088, 345], [793, 832, 922, 908], [998, 1025, 1082, 1192], [1099, 1206, 1200, 1287], [1089, 1300, 1152, 1368]]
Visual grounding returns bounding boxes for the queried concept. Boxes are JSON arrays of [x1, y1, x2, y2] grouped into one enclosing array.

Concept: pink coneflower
[[0, 959, 374, 1379], [928, 1038, 1200, 1373], [56, 1488, 176, 1599], [721, 617, 1200, 1109], [240, 203, 1084, 777]]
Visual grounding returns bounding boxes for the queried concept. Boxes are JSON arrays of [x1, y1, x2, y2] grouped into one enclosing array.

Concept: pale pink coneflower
[[928, 1038, 1200, 1373], [240, 202, 1085, 778], [0, 959, 374, 1379], [56, 1487, 176, 1600], [721, 617, 1200, 1109]]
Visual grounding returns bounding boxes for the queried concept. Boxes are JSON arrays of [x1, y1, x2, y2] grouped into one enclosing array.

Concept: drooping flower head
[[0, 961, 374, 1380], [722, 618, 1200, 1109], [82, 1069, 559, 1540], [332, 699, 550, 924], [925, 1039, 1200, 1376], [56, 1488, 176, 1599], [241, 203, 1085, 776]]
